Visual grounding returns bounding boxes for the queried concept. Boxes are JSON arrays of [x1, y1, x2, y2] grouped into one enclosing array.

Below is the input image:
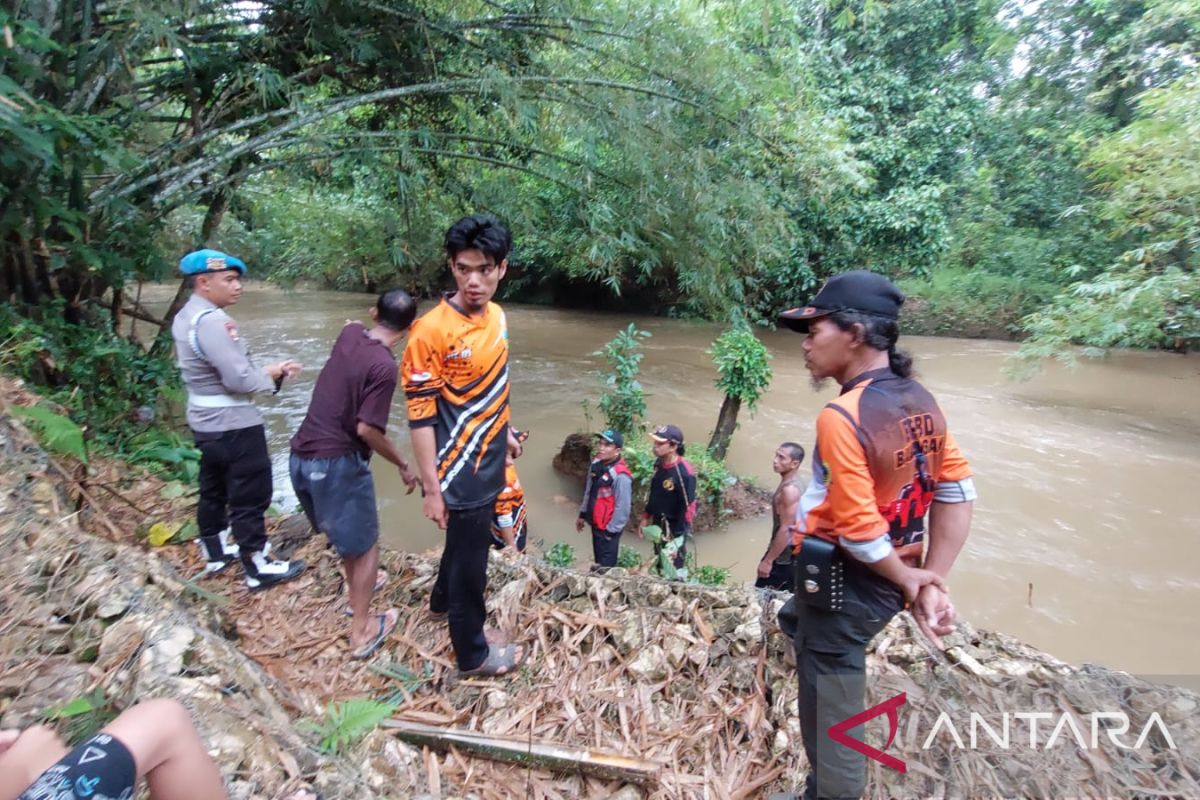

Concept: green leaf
[[160, 482, 187, 500], [11, 406, 87, 463], [311, 699, 398, 754], [45, 696, 95, 719], [174, 520, 199, 543]]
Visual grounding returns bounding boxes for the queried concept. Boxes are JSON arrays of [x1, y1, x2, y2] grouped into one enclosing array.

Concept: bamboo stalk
[[382, 719, 662, 786]]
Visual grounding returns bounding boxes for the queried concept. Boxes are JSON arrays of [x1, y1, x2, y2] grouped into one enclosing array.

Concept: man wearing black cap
[[576, 429, 633, 571], [170, 249, 307, 591], [639, 424, 697, 579], [776, 270, 976, 800]]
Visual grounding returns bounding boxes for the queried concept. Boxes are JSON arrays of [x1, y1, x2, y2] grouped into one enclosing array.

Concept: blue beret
[[179, 249, 247, 276]]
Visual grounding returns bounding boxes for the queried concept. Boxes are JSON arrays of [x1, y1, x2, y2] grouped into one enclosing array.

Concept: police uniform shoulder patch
[[225, 320, 240, 340]]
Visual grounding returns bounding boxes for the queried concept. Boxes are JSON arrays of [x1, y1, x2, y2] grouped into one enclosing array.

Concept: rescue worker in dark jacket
[[638, 424, 697, 580], [776, 270, 975, 800], [170, 249, 307, 591], [576, 429, 633, 570]]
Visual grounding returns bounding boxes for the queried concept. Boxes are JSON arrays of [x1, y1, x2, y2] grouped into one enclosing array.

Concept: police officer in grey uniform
[[171, 249, 306, 591]]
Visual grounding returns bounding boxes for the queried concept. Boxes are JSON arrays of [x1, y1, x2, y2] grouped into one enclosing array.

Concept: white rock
[[627, 645, 669, 683], [140, 625, 195, 676], [486, 689, 510, 711]]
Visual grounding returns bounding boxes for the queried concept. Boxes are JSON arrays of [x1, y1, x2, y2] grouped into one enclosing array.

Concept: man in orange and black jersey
[[401, 214, 525, 677], [776, 271, 976, 800]]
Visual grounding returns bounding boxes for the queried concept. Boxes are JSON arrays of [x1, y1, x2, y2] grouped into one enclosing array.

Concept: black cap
[[596, 429, 624, 448], [650, 424, 684, 445], [778, 270, 905, 333]]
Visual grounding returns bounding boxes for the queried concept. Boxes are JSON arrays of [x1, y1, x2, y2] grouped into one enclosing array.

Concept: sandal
[[459, 643, 525, 678], [350, 608, 399, 660]]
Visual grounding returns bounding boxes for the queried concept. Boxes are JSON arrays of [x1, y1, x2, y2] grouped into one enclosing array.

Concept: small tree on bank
[[707, 324, 772, 460], [594, 324, 652, 439]]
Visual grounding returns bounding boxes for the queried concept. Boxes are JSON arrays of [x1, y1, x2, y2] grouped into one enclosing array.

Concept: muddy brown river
[[150, 286, 1200, 677]]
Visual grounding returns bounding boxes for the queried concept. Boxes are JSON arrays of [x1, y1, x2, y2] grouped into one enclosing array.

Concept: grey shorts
[[289, 452, 379, 558]]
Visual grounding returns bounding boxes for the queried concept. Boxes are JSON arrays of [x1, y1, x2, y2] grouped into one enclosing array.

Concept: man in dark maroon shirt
[[290, 289, 420, 659]]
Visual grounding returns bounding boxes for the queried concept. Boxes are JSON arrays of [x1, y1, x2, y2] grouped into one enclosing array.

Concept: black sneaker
[[243, 550, 306, 592], [198, 528, 240, 575]]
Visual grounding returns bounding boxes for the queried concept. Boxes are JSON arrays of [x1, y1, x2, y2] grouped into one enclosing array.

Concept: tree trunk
[[199, 155, 253, 243], [148, 278, 189, 358], [15, 232, 43, 308], [110, 285, 123, 334], [707, 393, 741, 461]]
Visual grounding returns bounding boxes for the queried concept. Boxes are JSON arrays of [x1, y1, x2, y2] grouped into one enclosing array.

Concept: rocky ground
[[2, 377, 1198, 799]]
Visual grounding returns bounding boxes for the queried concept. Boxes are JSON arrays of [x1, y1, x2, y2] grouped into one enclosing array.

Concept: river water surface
[[154, 286, 1200, 677]]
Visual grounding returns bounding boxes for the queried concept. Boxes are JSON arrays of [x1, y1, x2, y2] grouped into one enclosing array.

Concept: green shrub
[[899, 267, 1051, 339], [0, 304, 198, 481], [693, 564, 730, 587], [544, 542, 576, 569], [617, 545, 643, 569], [303, 699, 397, 754], [593, 324, 651, 439]]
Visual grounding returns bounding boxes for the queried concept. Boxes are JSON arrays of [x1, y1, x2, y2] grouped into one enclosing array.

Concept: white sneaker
[[199, 528, 239, 575], [244, 550, 306, 592]]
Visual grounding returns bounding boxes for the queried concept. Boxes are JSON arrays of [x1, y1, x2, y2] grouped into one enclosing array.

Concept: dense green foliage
[[3, 0, 1199, 454], [0, 307, 200, 479]]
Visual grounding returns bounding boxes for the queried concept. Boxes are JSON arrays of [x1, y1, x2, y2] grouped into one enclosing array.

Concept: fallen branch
[[122, 304, 166, 328], [382, 719, 662, 786]]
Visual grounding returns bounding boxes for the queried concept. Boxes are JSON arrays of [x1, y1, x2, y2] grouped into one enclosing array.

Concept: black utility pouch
[[793, 536, 845, 612]]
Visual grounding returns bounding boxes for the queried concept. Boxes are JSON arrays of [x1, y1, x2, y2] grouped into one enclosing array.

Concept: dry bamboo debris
[[144, 538, 1200, 800], [383, 719, 663, 784], [4, 382, 1200, 800]]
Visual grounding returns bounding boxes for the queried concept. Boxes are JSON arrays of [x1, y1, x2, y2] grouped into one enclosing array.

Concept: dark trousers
[[430, 504, 493, 671], [591, 526, 621, 568], [194, 425, 271, 559], [782, 594, 895, 800], [755, 560, 793, 591]]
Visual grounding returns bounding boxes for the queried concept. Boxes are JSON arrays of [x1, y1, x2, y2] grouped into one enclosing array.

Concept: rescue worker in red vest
[[775, 270, 975, 800], [576, 429, 633, 571]]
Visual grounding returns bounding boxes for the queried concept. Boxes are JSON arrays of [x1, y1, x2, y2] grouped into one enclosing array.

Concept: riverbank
[[2, 377, 1198, 797]]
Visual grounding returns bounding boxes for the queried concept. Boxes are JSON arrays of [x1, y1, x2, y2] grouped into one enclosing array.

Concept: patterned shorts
[[18, 732, 135, 800]]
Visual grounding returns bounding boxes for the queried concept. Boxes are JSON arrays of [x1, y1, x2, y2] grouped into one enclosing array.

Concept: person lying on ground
[[0, 698, 322, 800]]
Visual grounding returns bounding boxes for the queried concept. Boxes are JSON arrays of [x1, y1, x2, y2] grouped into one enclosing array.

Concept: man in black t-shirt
[[638, 424, 697, 579], [289, 289, 420, 660]]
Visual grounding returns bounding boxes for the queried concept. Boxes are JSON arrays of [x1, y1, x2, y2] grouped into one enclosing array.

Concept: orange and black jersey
[[401, 296, 511, 510], [794, 367, 975, 566], [492, 463, 528, 542]]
